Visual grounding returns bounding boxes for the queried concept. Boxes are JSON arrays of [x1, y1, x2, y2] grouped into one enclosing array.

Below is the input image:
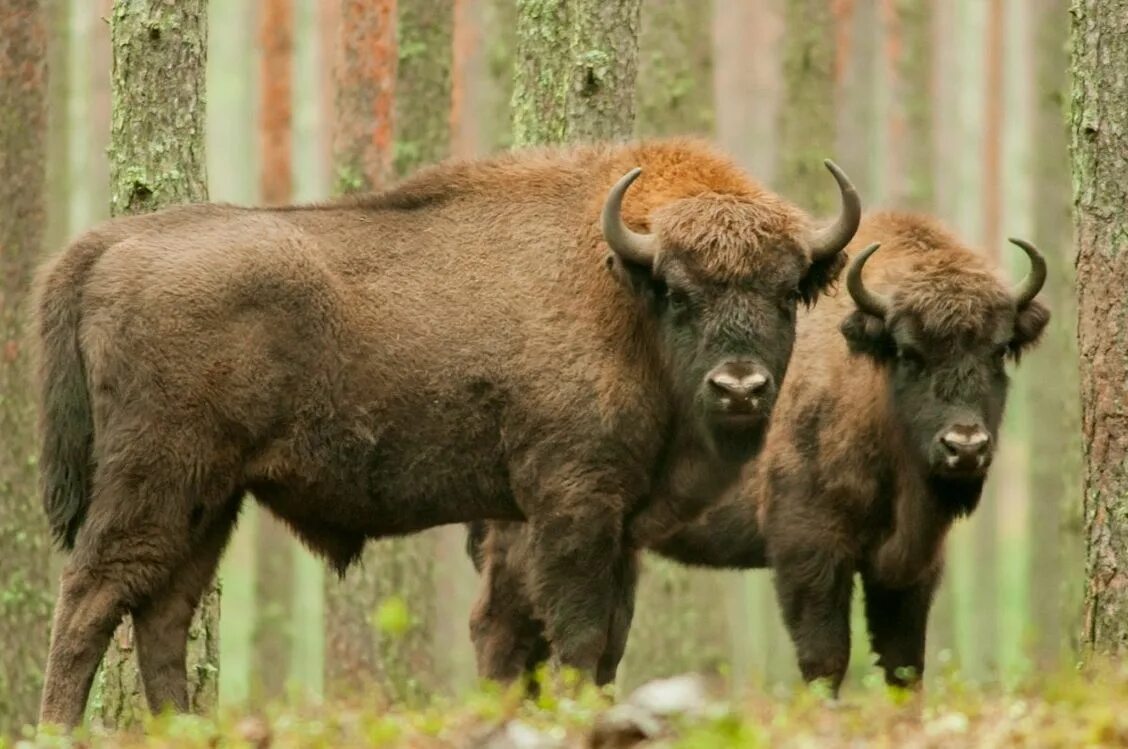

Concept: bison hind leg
[[133, 494, 243, 715]]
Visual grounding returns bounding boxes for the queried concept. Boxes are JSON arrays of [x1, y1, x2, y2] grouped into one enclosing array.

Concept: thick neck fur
[[868, 406, 980, 588]]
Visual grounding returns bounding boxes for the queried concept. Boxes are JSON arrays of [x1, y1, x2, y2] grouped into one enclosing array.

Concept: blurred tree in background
[[252, 0, 297, 707], [0, 0, 53, 735]]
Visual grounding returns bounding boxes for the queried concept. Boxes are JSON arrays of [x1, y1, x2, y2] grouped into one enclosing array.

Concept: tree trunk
[[481, 0, 516, 152], [634, 0, 712, 138], [0, 0, 53, 736], [511, 0, 641, 146], [323, 0, 397, 701], [776, 0, 837, 216], [45, 0, 69, 253], [620, 0, 725, 690], [882, 0, 934, 211], [966, 0, 1005, 679], [370, 0, 454, 700], [97, 0, 215, 728], [1024, 0, 1080, 668], [323, 0, 456, 703], [1071, 0, 1128, 658], [252, 0, 296, 705], [87, 0, 113, 227]]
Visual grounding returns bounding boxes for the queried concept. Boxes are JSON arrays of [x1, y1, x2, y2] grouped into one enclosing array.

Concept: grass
[[12, 659, 1128, 748]]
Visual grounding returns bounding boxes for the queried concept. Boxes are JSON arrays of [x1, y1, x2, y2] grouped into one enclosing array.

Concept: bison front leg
[[861, 566, 940, 689], [524, 509, 624, 681], [595, 550, 639, 688], [770, 545, 855, 696]]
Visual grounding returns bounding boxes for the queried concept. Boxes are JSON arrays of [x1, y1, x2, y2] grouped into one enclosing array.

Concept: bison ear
[[606, 253, 659, 300], [798, 250, 848, 307], [839, 309, 894, 360], [1009, 298, 1050, 362]]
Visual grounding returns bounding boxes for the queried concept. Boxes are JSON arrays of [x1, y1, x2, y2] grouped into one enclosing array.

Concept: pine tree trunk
[[87, 0, 113, 226], [323, 0, 457, 703], [621, 0, 726, 690], [634, 0, 712, 138], [252, 0, 296, 705], [45, 0, 69, 253], [1070, 0, 1128, 658], [511, 0, 641, 146], [371, 0, 453, 700], [777, 0, 836, 216], [966, 0, 1005, 678], [97, 0, 215, 728], [1024, 0, 1079, 669], [882, 0, 934, 211], [0, 0, 53, 735], [323, 0, 397, 701], [482, 0, 516, 151]]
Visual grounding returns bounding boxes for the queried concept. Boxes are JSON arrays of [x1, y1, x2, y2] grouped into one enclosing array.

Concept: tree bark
[[97, 0, 216, 727], [511, 0, 641, 146], [634, 0, 712, 138], [620, 0, 727, 690], [1071, 0, 1128, 658], [252, 0, 296, 705], [0, 0, 53, 736], [323, 0, 397, 701], [481, 0, 516, 152], [1024, 0, 1080, 669], [776, 0, 836, 216], [882, 0, 934, 211], [966, 0, 1005, 678], [45, 0, 69, 253], [323, 0, 454, 704]]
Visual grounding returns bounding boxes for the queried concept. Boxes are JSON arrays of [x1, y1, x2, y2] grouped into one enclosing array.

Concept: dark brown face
[[611, 248, 842, 462], [599, 162, 862, 461], [840, 241, 1050, 498]]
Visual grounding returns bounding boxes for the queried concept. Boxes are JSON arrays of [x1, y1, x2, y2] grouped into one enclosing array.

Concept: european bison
[[31, 138, 861, 728], [466, 211, 1049, 694]]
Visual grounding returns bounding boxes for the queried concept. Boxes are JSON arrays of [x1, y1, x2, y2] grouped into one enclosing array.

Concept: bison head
[[601, 161, 859, 459], [840, 240, 1049, 493]]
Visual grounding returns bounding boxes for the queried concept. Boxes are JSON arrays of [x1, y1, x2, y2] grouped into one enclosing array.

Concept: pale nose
[[708, 370, 770, 400], [940, 427, 990, 460]]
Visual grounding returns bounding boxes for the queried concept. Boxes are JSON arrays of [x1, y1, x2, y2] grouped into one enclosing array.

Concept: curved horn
[[1008, 238, 1047, 308], [845, 242, 889, 318], [807, 159, 862, 262], [601, 168, 660, 268]]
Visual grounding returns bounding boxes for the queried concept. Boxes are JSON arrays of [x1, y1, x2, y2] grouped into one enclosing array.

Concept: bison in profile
[[31, 138, 860, 728], [467, 211, 1049, 694]]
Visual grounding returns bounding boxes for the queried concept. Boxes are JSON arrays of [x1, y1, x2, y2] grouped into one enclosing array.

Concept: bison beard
[[30, 137, 860, 729], [467, 210, 1049, 695]]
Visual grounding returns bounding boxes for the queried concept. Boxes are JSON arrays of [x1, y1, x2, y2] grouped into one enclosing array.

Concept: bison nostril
[[940, 429, 990, 456], [709, 371, 770, 399]]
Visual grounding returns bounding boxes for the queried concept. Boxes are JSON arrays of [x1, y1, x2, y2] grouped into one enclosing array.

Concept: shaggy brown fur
[[31, 137, 855, 728], [466, 211, 1049, 693]]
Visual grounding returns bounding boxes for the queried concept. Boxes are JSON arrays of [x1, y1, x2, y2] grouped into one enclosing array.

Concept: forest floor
[[13, 660, 1128, 749]]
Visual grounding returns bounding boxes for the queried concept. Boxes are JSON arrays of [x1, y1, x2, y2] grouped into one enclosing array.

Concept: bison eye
[[896, 345, 925, 369], [666, 287, 691, 314]]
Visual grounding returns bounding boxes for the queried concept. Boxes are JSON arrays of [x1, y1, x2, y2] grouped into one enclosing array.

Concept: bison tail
[[31, 235, 104, 551]]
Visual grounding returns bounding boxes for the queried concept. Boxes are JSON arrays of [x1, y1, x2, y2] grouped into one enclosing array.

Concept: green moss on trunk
[[97, 0, 215, 729], [511, 0, 641, 146]]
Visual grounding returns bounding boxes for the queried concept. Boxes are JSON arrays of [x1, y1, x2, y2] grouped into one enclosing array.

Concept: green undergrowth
[[11, 659, 1128, 748]]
